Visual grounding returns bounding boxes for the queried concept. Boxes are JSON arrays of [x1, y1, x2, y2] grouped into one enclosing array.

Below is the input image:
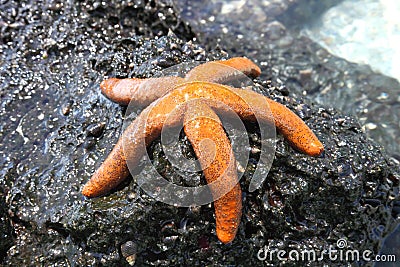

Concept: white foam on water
[[303, 0, 400, 81]]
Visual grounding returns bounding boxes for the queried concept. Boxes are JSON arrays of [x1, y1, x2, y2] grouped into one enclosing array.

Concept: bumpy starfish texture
[[184, 100, 242, 243], [83, 57, 324, 244]]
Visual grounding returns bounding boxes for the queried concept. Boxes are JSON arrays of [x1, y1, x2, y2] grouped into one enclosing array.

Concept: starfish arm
[[99, 57, 260, 106], [82, 140, 130, 197], [184, 57, 261, 83], [217, 57, 261, 78], [231, 88, 324, 157], [266, 99, 324, 157], [82, 99, 184, 198], [83, 82, 323, 197], [183, 101, 242, 244], [100, 76, 185, 106]]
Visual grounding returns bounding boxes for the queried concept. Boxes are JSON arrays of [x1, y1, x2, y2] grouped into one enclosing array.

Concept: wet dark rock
[[264, 21, 287, 41], [0, 186, 13, 261], [83, 136, 97, 150], [0, 0, 399, 266]]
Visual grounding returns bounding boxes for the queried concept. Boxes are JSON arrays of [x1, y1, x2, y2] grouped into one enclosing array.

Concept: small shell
[[121, 241, 137, 266], [61, 100, 73, 115]]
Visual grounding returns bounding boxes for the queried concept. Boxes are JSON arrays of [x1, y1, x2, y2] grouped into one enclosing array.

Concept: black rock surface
[[0, 0, 399, 266]]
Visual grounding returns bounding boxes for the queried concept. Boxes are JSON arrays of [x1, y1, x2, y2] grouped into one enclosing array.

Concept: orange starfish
[[82, 57, 324, 243]]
